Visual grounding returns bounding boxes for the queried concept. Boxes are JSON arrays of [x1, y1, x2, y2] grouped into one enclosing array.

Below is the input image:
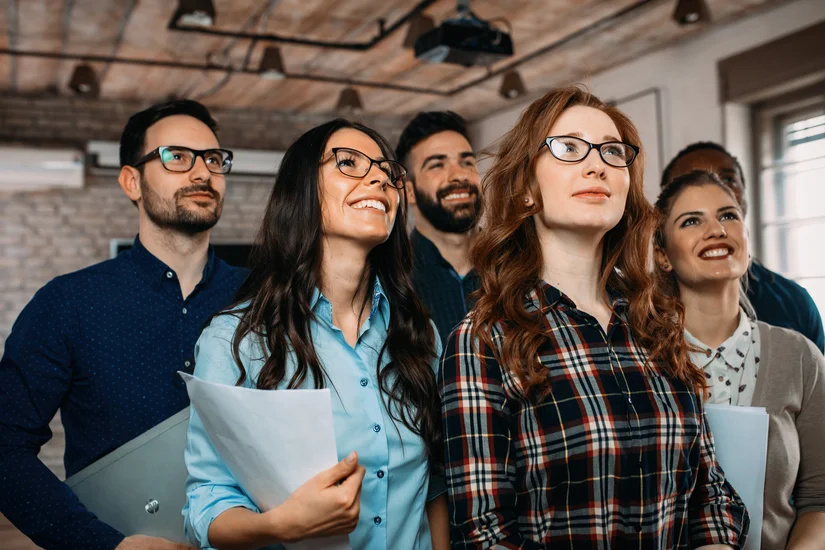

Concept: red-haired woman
[[439, 87, 749, 549]]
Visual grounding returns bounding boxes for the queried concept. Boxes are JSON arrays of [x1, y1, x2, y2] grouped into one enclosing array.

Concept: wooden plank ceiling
[[0, 0, 790, 119]]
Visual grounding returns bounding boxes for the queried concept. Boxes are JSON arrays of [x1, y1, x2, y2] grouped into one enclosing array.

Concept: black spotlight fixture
[[403, 13, 436, 49], [499, 70, 526, 100], [170, 0, 216, 28], [68, 64, 100, 97], [672, 0, 711, 26], [259, 46, 286, 80], [336, 87, 363, 113]]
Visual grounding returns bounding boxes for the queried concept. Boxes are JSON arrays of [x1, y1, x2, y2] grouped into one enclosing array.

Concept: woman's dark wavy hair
[[221, 119, 441, 462]]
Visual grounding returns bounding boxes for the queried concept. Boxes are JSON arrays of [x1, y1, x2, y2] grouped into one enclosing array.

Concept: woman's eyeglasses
[[325, 147, 407, 189], [543, 136, 639, 168], [132, 146, 234, 174]]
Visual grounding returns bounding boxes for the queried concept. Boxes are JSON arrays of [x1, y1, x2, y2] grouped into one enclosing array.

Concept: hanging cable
[[190, 0, 279, 100], [99, 0, 138, 83]]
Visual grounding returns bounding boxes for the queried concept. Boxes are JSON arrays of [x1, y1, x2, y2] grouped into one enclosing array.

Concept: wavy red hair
[[470, 85, 704, 395]]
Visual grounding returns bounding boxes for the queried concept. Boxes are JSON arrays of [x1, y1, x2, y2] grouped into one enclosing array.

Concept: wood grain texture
[[0, 0, 790, 118]]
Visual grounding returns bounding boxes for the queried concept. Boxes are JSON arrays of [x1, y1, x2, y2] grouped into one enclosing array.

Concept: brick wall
[[0, 93, 407, 548], [0, 93, 408, 151], [0, 171, 274, 355]]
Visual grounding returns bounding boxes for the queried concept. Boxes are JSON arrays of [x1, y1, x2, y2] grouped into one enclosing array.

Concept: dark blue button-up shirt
[[411, 230, 480, 348], [0, 236, 247, 550], [748, 261, 825, 352]]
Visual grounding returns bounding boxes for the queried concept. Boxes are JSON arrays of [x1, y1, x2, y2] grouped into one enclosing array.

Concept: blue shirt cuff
[[187, 496, 260, 549]]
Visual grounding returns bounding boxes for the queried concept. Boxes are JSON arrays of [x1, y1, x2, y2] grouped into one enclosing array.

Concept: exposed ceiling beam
[[448, 0, 659, 96], [99, 0, 138, 82], [57, 0, 76, 90], [167, 0, 438, 51], [0, 47, 447, 95], [8, 0, 17, 91], [0, 0, 662, 98]]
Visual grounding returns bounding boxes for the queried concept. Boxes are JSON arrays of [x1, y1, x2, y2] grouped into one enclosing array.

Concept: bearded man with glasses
[[0, 100, 248, 550]]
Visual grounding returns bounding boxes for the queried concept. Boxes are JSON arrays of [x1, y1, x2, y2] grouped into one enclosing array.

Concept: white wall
[[469, 0, 825, 203]]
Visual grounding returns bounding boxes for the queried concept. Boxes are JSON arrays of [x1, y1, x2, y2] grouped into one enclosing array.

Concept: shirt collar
[[129, 234, 216, 285], [528, 280, 629, 314], [311, 276, 390, 331], [686, 309, 752, 369]]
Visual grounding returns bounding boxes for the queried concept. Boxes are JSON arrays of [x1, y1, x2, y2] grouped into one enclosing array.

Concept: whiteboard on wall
[[612, 88, 664, 202]]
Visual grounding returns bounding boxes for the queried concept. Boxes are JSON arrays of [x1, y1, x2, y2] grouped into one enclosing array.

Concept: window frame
[[753, 81, 825, 280]]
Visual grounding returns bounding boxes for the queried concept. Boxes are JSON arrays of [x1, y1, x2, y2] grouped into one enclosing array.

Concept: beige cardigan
[[751, 322, 825, 549]]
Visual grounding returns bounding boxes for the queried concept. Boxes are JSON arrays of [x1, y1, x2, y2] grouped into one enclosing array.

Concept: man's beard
[[414, 181, 481, 234], [140, 176, 223, 235]]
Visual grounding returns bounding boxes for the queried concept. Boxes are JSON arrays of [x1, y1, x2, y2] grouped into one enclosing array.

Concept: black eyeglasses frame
[[542, 136, 640, 168], [131, 145, 234, 174], [324, 147, 407, 190]]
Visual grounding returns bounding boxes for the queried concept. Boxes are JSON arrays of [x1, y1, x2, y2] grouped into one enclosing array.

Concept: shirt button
[[182, 307, 188, 315], [718, 376, 724, 382], [372, 424, 381, 433], [626, 396, 633, 404], [376, 470, 385, 478], [166, 271, 173, 279], [360, 378, 369, 387], [373, 516, 382, 525], [184, 360, 191, 368], [634, 524, 642, 533]]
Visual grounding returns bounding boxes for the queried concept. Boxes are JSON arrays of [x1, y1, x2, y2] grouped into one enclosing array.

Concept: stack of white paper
[[181, 373, 350, 550], [704, 404, 769, 550]]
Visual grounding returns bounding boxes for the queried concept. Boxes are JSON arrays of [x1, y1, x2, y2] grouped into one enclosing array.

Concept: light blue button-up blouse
[[182, 278, 443, 549]]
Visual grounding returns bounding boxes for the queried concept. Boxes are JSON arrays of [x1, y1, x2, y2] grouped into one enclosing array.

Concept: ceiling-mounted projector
[[413, 1, 513, 67]]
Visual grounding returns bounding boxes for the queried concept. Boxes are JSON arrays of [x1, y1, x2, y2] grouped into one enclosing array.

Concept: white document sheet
[[181, 373, 350, 550], [704, 404, 769, 550]]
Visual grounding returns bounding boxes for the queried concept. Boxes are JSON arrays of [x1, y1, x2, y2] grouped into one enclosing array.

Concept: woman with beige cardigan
[[654, 169, 825, 550]]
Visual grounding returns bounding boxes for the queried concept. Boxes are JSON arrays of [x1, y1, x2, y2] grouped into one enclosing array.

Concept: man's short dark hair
[[119, 99, 219, 168], [395, 111, 471, 174], [660, 141, 745, 188]]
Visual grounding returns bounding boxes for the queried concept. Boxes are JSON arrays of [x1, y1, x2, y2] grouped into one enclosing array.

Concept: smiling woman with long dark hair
[[182, 119, 448, 550]]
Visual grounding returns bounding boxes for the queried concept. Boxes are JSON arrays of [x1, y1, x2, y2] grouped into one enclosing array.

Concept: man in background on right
[[662, 141, 825, 352]]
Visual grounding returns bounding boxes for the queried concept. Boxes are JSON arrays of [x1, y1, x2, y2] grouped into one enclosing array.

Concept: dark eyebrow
[[420, 154, 447, 169], [674, 205, 739, 225], [460, 151, 477, 159]]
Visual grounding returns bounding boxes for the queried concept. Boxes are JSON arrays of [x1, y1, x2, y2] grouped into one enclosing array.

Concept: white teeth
[[444, 192, 470, 200], [352, 199, 386, 212], [701, 248, 730, 258]]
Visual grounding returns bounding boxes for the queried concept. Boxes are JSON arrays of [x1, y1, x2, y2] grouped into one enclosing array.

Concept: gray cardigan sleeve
[[794, 335, 825, 516]]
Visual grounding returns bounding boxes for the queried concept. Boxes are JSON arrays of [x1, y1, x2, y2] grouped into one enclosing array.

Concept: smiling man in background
[[396, 111, 482, 345]]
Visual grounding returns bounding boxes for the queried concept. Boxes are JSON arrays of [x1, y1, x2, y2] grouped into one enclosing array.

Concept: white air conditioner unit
[[87, 141, 285, 176], [0, 146, 85, 191]]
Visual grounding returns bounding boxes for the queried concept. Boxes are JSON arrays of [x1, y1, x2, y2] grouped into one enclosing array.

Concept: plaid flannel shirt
[[439, 282, 749, 549]]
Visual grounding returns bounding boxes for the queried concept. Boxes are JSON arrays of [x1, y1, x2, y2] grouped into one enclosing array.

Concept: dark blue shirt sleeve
[[0, 280, 125, 550], [801, 289, 825, 353]]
